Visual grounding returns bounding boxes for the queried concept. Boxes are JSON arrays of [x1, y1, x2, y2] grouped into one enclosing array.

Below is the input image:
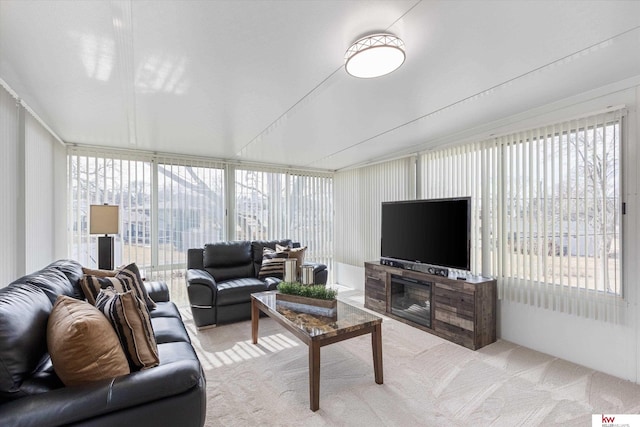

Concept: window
[[419, 109, 624, 319], [68, 149, 333, 305], [234, 168, 333, 268]]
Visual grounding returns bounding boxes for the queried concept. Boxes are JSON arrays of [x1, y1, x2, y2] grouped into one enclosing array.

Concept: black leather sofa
[[0, 259, 206, 427], [186, 239, 328, 328]]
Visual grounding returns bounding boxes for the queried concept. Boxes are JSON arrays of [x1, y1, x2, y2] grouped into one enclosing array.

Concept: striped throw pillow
[[80, 263, 156, 310], [258, 247, 288, 279], [95, 287, 159, 371], [116, 263, 156, 310]]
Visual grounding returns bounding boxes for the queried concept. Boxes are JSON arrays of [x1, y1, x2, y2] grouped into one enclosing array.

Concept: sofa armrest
[[186, 269, 215, 287], [145, 281, 170, 302], [186, 269, 217, 307], [0, 358, 203, 427], [263, 276, 282, 291]]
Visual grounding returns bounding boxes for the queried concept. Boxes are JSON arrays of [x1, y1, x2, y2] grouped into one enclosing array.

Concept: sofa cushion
[[47, 295, 130, 387], [204, 241, 254, 282], [216, 278, 269, 306], [257, 247, 288, 280], [151, 316, 191, 344], [149, 301, 183, 319], [0, 284, 52, 401], [95, 288, 159, 371]]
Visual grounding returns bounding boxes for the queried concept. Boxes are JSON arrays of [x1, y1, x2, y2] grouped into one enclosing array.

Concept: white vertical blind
[[234, 167, 333, 270], [493, 112, 623, 320], [67, 147, 153, 271], [420, 144, 483, 274], [155, 155, 226, 298], [0, 84, 19, 285], [68, 149, 333, 302], [24, 113, 64, 271], [417, 110, 624, 320], [334, 157, 415, 266]]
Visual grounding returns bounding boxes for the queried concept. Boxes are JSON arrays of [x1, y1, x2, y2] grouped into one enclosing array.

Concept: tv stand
[[364, 261, 497, 350]]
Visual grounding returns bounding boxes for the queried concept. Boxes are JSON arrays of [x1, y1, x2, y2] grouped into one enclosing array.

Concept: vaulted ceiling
[[1, 1, 639, 171]]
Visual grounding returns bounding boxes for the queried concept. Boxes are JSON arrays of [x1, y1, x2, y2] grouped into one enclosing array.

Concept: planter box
[[276, 293, 337, 317]]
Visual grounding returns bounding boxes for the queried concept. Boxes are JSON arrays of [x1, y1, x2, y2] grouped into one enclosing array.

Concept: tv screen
[[381, 197, 470, 271]]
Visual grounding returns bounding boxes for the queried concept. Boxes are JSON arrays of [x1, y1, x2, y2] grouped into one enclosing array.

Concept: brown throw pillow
[[47, 295, 130, 386], [95, 287, 159, 371], [276, 244, 307, 277], [258, 247, 288, 279]]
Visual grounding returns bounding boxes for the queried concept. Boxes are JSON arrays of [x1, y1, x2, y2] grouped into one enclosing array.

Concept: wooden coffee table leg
[[372, 324, 383, 384], [309, 341, 320, 411], [251, 298, 259, 344]]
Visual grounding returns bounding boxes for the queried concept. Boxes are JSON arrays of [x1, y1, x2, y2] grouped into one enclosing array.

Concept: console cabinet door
[[364, 263, 387, 314], [433, 282, 475, 349]]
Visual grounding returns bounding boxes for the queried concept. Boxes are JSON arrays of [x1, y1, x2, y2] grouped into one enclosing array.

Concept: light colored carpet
[[180, 290, 640, 426]]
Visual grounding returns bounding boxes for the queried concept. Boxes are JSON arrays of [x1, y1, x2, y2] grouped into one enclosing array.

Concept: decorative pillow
[[80, 275, 135, 306], [81, 267, 117, 277], [47, 295, 130, 387], [95, 287, 159, 371], [116, 263, 156, 310], [276, 244, 307, 277], [258, 247, 288, 279], [80, 263, 155, 310]]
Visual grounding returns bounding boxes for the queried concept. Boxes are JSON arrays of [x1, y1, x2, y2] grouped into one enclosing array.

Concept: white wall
[[334, 78, 640, 383]]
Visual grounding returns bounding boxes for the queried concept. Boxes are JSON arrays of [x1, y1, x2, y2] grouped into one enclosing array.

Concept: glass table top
[[252, 291, 382, 339]]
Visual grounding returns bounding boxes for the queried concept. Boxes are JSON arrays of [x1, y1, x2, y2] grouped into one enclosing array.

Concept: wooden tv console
[[364, 261, 497, 350]]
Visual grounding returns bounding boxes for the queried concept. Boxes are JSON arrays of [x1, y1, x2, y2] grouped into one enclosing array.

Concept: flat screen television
[[381, 197, 471, 271]]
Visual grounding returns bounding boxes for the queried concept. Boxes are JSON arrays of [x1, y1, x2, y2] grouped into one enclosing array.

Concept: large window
[[420, 110, 624, 320], [68, 149, 333, 305], [234, 168, 333, 268]]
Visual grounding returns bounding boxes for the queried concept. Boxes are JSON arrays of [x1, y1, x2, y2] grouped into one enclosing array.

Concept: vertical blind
[[334, 157, 415, 266], [493, 111, 623, 320], [419, 110, 624, 320], [420, 144, 484, 274], [0, 84, 19, 284], [234, 167, 333, 269], [68, 148, 333, 304], [24, 113, 66, 271]]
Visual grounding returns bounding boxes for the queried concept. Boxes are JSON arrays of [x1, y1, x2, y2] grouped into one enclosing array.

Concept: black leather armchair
[[186, 240, 328, 328]]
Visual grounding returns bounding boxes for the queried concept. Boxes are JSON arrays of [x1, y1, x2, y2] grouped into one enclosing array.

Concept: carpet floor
[[180, 290, 640, 426]]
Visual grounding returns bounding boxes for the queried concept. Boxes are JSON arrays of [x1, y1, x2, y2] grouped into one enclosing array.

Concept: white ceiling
[[1, 0, 639, 171]]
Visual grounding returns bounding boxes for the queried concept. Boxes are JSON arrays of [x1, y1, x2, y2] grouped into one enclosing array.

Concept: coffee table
[[251, 291, 383, 411]]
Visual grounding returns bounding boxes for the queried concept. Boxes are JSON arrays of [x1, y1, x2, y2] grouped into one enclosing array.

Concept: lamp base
[[98, 236, 114, 270]]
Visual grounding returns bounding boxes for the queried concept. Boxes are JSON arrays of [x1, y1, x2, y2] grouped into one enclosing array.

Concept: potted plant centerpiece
[[276, 282, 338, 316]]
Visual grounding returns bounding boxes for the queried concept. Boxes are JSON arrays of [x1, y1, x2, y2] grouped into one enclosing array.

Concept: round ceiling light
[[344, 33, 405, 78]]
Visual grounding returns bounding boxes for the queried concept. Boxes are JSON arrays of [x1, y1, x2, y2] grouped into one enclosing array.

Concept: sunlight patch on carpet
[[197, 333, 300, 369]]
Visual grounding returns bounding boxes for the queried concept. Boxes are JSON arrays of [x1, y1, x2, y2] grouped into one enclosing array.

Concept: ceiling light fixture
[[345, 33, 405, 78]]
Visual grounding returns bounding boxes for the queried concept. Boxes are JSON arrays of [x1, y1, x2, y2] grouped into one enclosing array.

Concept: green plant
[[277, 282, 337, 300]]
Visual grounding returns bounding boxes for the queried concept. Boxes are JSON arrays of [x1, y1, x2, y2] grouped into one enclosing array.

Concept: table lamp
[[90, 204, 119, 270]]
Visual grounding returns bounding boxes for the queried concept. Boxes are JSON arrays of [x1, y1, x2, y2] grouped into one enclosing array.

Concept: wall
[[334, 78, 640, 383]]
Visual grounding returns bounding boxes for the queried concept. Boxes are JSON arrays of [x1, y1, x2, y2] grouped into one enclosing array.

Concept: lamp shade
[[90, 204, 119, 235], [345, 33, 405, 78]]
